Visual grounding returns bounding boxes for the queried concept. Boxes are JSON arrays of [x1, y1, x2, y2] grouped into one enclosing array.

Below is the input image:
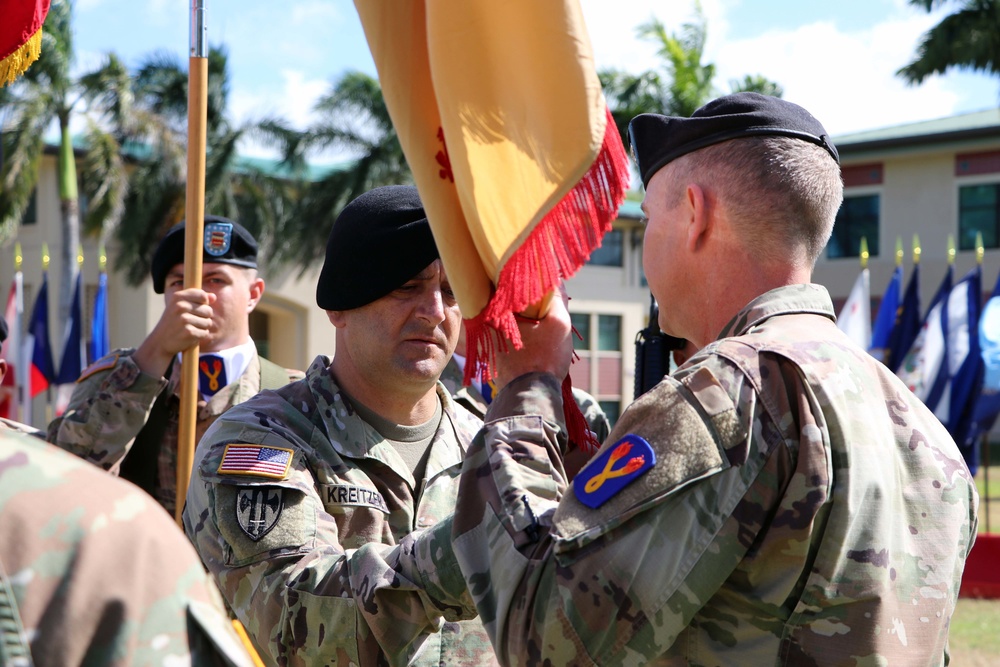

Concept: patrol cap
[[150, 216, 258, 294], [316, 185, 439, 311], [628, 92, 840, 188]]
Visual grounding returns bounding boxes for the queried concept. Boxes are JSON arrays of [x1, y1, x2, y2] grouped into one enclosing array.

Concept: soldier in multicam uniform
[[341, 93, 980, 665], [183, 186, 498, 667], [0, 427, 260, 666], [441, 322, 611, 442], [48, 217, 301, 517]]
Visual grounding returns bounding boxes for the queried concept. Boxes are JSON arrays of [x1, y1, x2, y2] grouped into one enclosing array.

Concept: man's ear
[[327, 309, 347, 328], [685, 183, 710, 252], [247, 277, 265, 312]]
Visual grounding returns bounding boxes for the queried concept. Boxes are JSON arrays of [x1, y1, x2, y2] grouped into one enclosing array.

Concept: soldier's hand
[[494, 287, 574, 390], [134, 288, 217, 378]]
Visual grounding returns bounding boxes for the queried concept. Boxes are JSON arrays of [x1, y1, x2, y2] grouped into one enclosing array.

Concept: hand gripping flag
[[0, 0, 51, 86], [353, 0, 631, 452]]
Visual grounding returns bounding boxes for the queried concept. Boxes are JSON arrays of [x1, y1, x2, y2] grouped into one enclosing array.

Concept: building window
[[21, 188, 38, 225], [828, 193, 880, 259], [569, 311, 623, 428], [959, 183, 1000, 250], [588, 228, 623, 267]]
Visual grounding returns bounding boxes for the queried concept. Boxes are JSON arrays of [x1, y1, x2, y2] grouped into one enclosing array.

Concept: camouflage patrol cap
[[316, 185, 439, 311], [628, 92, 840, 188], [150, 216, 259, 293]]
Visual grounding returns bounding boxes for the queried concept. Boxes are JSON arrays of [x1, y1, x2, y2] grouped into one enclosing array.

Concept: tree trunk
[[57, 117, 80, 337]]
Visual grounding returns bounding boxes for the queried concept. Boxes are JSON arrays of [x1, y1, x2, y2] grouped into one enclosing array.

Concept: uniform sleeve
[[444, 367, 787, 665], [184, 414, 461, 667], [46, 349, 169, 471]]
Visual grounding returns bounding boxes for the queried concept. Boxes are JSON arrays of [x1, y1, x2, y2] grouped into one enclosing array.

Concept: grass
[[950, 598, 1000, 665]]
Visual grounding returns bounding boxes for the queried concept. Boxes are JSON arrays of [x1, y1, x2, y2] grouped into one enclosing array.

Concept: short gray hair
[[669, 136, 843, 267]]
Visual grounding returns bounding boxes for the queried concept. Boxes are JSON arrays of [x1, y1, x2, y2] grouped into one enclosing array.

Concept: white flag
[[837, 268, 871, 349]]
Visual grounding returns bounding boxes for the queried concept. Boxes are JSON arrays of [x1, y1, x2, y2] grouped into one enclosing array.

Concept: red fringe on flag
[[464, 106, 631, 455]]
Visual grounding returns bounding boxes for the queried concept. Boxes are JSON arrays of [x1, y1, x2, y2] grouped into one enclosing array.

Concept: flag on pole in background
[[24, 273, 55, 398], [90, 270, 109, 363], [353, 0, 631, 452], [896, 265, 953, 416], [0, 273, 23, 420], [0, 0, 50, 86], [837, 267, 871, 349], [887, 262, 921, 373], [55, 271, 85, 414], [941, 265, 983, 473], [869, 265, 902, 364], [967, 267, 1000, 463]]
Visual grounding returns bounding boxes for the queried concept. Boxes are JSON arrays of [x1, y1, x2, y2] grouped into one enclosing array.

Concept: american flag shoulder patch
[[217, 444, 294, 479]]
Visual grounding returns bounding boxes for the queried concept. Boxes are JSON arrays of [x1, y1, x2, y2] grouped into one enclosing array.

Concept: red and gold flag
[[0, 0, 51, 86], [354, 0, 630, 448]]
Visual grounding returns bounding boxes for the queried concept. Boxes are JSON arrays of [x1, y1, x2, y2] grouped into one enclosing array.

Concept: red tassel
[[463, 107, 629, 453]]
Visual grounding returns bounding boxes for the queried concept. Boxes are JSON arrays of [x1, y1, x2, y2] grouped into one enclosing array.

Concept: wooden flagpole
[[176, 0, 208, 525]]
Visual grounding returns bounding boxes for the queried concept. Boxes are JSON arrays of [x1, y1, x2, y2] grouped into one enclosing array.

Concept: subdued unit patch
[[77, 354, 119, 382], [216, 484, 317, 566]]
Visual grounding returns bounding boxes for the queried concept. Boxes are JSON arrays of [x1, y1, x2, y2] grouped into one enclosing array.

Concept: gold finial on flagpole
[[859, 236, 869, 270], [976, 232, 984, 266], [947, 235, 955, 265], [76, 244, 84, 268], [41, 243, 50, 271], [98, 243, 107, 272], [912, 234, 921, 266], [14, 242, 22, 271], [895, 236, 903, 267]]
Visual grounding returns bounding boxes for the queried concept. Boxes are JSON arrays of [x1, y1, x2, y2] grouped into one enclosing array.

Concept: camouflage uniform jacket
[[0, 417, 43, 438], [0, 429, 257, 666], [441, 356, 611, 442], [384, 283, 979, 666], [183, 355, 499, 667], [48, 347, 301, 517]]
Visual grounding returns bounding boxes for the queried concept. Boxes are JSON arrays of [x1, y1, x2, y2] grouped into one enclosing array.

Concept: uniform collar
[[716, 284, 836, 340]]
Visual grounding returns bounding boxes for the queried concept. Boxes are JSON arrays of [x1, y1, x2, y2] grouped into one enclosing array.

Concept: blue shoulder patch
[[573, 434, 656, 509]]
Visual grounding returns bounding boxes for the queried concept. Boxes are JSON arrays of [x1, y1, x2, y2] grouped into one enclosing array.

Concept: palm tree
[[0, 0, 130, 329], [599, 3, 784, 147], [268, 70, 411, 272], [111, 46, 300, 285], [897, 0, 1000, 88]]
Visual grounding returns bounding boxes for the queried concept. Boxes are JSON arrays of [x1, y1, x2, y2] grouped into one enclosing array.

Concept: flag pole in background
[[55, 246, 85, 415], [836, 236, 871, 349], [176, 0, 208, 526], [89, 243, 110, 364], [870, 236, 903, 364]]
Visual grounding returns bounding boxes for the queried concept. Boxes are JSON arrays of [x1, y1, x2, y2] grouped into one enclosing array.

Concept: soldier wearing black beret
[[48, 216, 302, 517], [184, 185, 500, 666], [312, 94, 976, 666]]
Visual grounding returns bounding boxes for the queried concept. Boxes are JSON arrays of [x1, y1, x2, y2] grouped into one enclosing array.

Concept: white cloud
[[231, 69, 330, 159]]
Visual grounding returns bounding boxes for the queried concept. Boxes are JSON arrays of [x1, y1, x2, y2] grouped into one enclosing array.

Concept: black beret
[[150, 216, 258, 293], [0, 315, 7, 345], [316, 185, 439, 311], [628, 92, 840, 188]]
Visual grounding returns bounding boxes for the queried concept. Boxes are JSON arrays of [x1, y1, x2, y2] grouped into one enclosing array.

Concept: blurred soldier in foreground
[[48, 217, 301, 516], [0, 428, 259, 666], [184, 186, 497, 666], [346, 93, 979, 664]]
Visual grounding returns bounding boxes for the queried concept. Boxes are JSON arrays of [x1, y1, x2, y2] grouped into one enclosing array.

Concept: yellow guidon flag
[[0, 0, 50, 86], [354, 0, 630, 447]]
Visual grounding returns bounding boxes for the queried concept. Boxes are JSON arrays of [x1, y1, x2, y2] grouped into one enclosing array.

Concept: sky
[[69, 0, 999, 162]]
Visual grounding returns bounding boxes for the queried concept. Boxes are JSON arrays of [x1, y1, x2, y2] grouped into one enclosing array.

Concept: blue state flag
[[89, 271, 109, 363], [887, 263, 921, 373], [24, 273, 55, 398], [869, 265, 902, 364], [967, 267, 1000, 463], [941, 266, 983, 473], [896, 265, 952, 415]]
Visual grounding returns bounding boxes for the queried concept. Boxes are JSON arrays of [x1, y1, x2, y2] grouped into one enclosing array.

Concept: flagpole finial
[[859, 236, 869, 270], [976, 232, 984, 266], [14, 242, 22, 271], [912, 234, 921, 266], [41, 243, 50, 271], [895, 236, 903, 267], [99, 243, 107, 272], [76, 245, 84, 268], [947, 235, 955, 265]]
